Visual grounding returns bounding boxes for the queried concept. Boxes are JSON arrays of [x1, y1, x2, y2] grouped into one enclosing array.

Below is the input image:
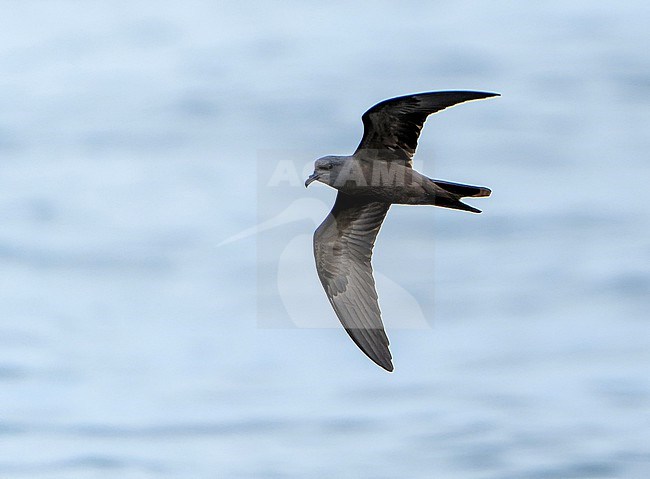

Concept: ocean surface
[[1, 1, 649, 478]]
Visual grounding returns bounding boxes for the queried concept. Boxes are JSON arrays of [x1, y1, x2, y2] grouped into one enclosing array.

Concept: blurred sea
[[1, 1, 649, 478]]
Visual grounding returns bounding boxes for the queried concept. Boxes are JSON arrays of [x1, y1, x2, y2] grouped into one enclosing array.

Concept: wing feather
[[355, 90, 499, 166], [313, 193, 393, 371]]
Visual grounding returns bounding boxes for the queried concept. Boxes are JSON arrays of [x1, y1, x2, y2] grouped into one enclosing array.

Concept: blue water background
[[1, 1, 649, 477]]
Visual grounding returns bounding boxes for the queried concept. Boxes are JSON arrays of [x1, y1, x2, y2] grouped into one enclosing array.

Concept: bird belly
[[337, 183, 428, 205], [334, 164, 432, 204]]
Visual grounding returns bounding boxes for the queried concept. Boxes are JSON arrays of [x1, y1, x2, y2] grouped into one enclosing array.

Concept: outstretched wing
[[355, 90, 499, 166], [313, 193, 393, 371]]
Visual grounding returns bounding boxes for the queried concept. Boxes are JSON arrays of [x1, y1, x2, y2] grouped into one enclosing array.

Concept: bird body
[[308, 156, 490, 207], [305, 91, 499, 371]]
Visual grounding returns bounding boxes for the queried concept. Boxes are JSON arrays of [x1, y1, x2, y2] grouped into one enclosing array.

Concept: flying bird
[[305, 90, 499, 371]]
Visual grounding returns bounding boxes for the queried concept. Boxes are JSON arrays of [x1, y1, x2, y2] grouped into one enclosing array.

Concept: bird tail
[[431, 179, 491, 214], [433, 179, 491, 198]]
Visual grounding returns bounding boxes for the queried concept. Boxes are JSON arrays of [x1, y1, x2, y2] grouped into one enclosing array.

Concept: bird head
[[304, 156, 346, 188]]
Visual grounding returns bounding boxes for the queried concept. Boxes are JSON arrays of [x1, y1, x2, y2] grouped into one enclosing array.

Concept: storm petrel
[[305, 91, 499, 371]]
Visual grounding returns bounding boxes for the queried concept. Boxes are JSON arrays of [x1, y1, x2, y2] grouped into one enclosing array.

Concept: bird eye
[[323, 164, 333, 170]]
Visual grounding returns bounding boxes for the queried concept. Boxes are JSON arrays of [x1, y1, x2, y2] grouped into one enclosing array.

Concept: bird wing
[[313, 193, 393, 371], [355, 90, 499, 166]]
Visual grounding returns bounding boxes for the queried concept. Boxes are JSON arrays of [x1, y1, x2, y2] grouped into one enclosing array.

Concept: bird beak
[[305, 173, 319, 188]]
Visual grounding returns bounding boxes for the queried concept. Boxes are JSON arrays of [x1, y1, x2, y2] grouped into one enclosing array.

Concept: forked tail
[[432, 179, 491, 213]]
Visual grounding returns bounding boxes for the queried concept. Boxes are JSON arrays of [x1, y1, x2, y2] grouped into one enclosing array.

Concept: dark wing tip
[[343, 327, 394, 372], [368, 352, 394, 372], [369, 346, 394, 372], [439, 90, 500, 103], [452, 90, 500, 101], [383, 361, 395, 373]]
